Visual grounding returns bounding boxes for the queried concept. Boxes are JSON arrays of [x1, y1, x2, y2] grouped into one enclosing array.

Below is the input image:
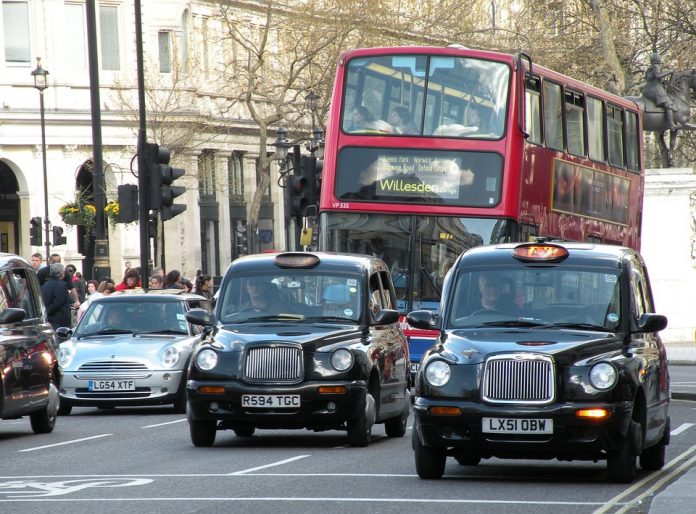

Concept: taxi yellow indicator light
[[274, 252, 321, 269], [430, 406, 462, 416], [575, 408, 610, 419], [318, 386, 347, 394], [198, 386, 226, 394], [512, 244, 569, 262]]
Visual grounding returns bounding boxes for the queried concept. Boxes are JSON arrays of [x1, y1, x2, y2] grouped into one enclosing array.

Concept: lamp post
[[31, 58, 51, 261]]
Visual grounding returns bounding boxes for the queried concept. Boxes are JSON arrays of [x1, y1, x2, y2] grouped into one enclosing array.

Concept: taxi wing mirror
[[406, 310, 439, 330], [636, 313, 668, 333], [186, 308, 215, 328], [373, 308, 400, 325], [0, 307, 25, 325]]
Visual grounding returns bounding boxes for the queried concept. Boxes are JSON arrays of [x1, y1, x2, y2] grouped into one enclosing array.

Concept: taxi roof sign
[[274, 252, 321, 269], [512, 243, 569, 262]]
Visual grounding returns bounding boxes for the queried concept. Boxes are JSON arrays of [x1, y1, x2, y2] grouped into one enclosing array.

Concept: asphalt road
[[3, 380, 696, 514]]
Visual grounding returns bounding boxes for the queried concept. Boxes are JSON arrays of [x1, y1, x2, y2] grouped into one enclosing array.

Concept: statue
[[625, 53, 696, 167]]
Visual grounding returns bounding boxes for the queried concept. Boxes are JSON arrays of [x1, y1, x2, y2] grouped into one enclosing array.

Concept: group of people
[[30, 253, 214, 330], [349, 105, 419, 134]]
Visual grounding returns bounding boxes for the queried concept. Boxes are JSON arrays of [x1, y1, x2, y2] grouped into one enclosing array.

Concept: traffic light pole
[[135, 0, 149, 288]]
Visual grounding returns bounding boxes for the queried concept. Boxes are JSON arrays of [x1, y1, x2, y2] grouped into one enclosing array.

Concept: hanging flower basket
[[58, 202, 96, 227], [104, 201, 119, 224]]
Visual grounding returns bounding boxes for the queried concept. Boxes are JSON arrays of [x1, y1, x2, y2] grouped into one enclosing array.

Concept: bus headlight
[[196, 349, 218, 371], [589, 362, 617, 390], [425, 360, 451, 387], [330, 349, 354, 372]]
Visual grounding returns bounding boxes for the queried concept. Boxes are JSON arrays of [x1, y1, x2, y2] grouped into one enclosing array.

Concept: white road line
[[670, 422, 695, 436], [19, 434, 112, 453], [142, 419, 187, 429], [228, 455, 310, 475]]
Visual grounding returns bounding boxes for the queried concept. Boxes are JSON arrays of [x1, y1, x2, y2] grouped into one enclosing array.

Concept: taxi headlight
[[58, 342, 75, 369], [196, 349, 218, 371], [425, 360, 451, 387], [330, 348, 354, 372], [589, 362, 617, 390]]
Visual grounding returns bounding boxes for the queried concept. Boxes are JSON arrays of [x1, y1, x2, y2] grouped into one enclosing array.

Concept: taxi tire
[[58, 403, 73, 416], [234, 426, 256, 437], [347, 393, 375, 447], [190, 419, 217, 447], [640, 417, 669, 471], [607, 420, 641, 483], [384, 398, 409, 438], [413, 428, 446, 479], [30, 381, 59, 434]]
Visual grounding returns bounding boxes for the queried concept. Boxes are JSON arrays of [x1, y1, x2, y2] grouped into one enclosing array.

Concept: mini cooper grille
[[78, 361, 149, 372], [243, 345, 303, 384], [481, 354, 555, 404]]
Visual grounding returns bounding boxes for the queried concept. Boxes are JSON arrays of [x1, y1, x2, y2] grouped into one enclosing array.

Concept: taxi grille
[[481, 354, 555, 404], [243, 345, 303, 384]]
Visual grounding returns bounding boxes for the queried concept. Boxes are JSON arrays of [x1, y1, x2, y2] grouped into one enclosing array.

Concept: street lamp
[[31, 58, 51, 261], [273, 127, 291, 173]]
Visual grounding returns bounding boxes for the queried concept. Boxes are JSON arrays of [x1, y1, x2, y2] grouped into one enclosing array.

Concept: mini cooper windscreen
[[447, 267, 621, 330], [219, 273, 365, 323], [76, 300, 190, 336]]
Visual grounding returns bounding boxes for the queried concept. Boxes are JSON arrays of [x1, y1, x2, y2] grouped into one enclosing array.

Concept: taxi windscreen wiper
[[543, 322, 609, 331], [302, 316, 358, 324], [240, 314, 305, 323], [481, 320, 551, 328]]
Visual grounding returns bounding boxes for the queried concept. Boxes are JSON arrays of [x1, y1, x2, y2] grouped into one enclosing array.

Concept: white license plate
[[241, 394, 300, 409], [482, 417, 553, 434], [88, 379, 136, 391]]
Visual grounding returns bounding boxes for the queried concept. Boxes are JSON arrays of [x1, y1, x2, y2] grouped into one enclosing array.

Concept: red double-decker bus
[[318, 46, 644, 372]]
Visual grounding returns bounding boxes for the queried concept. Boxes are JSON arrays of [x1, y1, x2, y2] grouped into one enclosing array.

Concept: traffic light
[[236, 223, 248, 256], [30, 217, 42, 246], [52, 226, 67, 246], [300, 156, 320, 209], [287, 171, 308, 217], [117, 184, 139, 223], [148, 143, 187, 221]]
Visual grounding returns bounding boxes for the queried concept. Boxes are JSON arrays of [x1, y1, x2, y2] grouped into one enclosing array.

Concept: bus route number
[[332, 202, 350, 209]]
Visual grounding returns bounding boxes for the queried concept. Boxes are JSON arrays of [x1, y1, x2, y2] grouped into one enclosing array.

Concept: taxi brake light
[[430, 406, 462, 416], [575, 408, 610, 419], [512, 244, 569, 262]]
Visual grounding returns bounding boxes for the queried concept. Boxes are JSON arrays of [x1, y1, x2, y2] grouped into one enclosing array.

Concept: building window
[[228, 152, 245, 199], [99, 4, 120, 71], [158, 30, 172, 73], [65, 3, 87, 69], [198, 150, 215, 197], [2, 0, 31, 63], [179, 9, 189, 74]]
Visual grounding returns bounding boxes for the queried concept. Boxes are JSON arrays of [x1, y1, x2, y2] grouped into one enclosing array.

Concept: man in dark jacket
[[41, 263, 71, 329]]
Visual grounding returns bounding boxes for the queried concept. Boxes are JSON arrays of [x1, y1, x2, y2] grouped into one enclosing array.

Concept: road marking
[[670, 422, 694, 436], [592, 443, 696, 514], [141, 419, 187, 429], [228, 455, 310, 475], [19, 434, 112, 453]]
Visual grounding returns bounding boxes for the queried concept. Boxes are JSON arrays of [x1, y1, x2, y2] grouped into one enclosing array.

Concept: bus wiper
[[543, 322, 609, 331], [421, 266, 441, 297]]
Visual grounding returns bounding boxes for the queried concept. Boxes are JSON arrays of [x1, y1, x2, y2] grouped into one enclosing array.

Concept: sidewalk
[[665, 343, 696, 365]]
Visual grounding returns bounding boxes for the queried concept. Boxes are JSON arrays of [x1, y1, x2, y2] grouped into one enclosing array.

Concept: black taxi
[[1, 253, 61, 434], [185, 252, 410, 447], [407, 241, 669, 483]]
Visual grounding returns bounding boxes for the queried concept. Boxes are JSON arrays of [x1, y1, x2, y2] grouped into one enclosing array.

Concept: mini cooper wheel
[[607, 420, 641, 483], [234, 426, 256, 437], [413, 427, 446, 479], [384, 397, 409, 438], [190, 419, 217, 447], [347, 392, 375, 447], [640, 417, 669, 471]]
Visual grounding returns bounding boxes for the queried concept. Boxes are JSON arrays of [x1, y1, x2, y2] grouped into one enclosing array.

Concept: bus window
[[607, 105, 624, 168], [587, 97, 605, 162], [525, 76, 542, 144], [625, 111, 640, 172], [543, 81, 564, 151], [565, 90, 585, 157]]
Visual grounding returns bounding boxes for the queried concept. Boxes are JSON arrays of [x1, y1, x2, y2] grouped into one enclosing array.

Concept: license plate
[[410, 363, 420, 373], [241, 394, 300, 409], [482, 417, 553, 434], [88, 379, 136, 391]]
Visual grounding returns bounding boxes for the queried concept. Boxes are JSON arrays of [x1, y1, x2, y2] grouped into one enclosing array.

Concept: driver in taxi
[[477, 275, 519, 314]]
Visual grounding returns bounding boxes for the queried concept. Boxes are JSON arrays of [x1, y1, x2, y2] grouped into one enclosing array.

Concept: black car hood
[[444, 328, 623, 366], [213, 323, 364, 352]]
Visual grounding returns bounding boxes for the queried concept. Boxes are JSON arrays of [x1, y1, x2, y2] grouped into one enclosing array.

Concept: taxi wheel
[[640, 417, 669, 471], [190, 419, 217, 447], [455, 454, 481, 466], [414, 429, 446, 479], [384, 398, 409, 438], [607, 420, 641, 483], [347, 393, 375, 447], [234, 426, 256, 437], [58, 403, 73, 416]]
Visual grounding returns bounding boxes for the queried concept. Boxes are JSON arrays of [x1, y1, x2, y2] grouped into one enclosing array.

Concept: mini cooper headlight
[[425, 360, 451, 387], [589, 362, 618, 390], [58, 342, 75, 369], [196, 348, 218, 371], [330, 348, 354, 372], [161, 346, 180, 369]]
